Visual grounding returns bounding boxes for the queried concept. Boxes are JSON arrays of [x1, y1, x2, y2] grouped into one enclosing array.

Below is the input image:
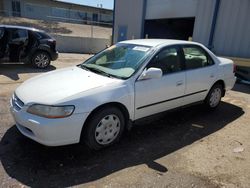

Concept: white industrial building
[[1, 0, 113, 24], [113, 0, 250, 58]]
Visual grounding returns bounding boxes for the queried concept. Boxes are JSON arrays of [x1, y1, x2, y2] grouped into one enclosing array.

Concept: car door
[[8, 28, 28, 62], [181, 45, 217, 105], [134, 45, 186, 119]]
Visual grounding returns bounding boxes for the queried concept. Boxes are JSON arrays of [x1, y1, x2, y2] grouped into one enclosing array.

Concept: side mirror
[[138, 67, 163, 80]]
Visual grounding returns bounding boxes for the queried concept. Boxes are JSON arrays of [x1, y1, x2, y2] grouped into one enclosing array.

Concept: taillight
[[47, 39, 56, 50], [48, 39, 53, 42], [48, 39, 56, 44]]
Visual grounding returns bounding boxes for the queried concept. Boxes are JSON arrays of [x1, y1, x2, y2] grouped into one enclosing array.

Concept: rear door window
[[33, 31, 51, 39], [10, 29, 28, 43], [182, 45, 214, 70], [147, 46, 183, 75]]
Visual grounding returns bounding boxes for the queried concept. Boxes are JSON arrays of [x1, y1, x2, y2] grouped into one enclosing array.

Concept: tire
[[31, 51, 51, 69], [83, 107, 125, 150], [204, 83, 223, 110]]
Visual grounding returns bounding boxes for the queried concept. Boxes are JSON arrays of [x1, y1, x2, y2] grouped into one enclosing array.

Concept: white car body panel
[[15, 66, 120, 105], [10, 39, 236, 146], [217, 57, 236, 91], [183, 65, 218, 105], [135, 71, 185, 119]]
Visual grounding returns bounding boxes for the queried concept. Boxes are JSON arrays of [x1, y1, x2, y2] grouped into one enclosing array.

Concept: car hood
[[15, 66, 120, 104]]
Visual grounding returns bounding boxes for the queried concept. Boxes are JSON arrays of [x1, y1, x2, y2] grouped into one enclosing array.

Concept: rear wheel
[[83, 107, 125, 150], [31, 51, 51, 69], [204, 83, 223, 109]]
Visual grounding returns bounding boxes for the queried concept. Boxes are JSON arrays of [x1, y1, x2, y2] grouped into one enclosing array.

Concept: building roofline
[[52, 0, 113, 11]]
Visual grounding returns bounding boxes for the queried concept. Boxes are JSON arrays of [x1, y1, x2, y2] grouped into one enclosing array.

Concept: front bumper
[[10, 99, 89, 146]]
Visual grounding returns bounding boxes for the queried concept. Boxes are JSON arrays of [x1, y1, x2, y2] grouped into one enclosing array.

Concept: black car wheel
[[204, 83, 223, 109], [32, 51, 51, 69], [83, 107, 125, 150]]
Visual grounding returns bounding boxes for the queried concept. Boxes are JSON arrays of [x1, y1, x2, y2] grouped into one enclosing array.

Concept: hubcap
[[35, 54, 49, 68], [209, 88, 221, 107], [95, 114, 121, 145]]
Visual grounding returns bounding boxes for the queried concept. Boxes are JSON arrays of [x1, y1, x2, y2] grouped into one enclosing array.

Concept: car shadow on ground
[[0, 63, 56, 81], [0, 102, 244, 187]]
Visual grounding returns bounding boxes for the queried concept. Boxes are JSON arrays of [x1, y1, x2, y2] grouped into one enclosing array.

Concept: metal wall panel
[[192, 0, 215, 46], [0, 1, 4, 11], [3, 0, 12, 14], [113, 0, 145, 43], [146, 0, 198, 19], [114, 0, 250, 57], [213, 0, 250, 58], [24, 3, 51, 20]]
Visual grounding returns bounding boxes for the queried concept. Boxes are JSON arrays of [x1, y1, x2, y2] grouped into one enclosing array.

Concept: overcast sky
[[58, 0, 114, 9]]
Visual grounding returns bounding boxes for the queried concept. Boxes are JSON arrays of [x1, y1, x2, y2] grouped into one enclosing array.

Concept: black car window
[[183, 45, 214, 70], [33, 31, 51, 39], [0, 28, 4, 39], [147, 46, 182, 75], [10, 29, 28, 42]]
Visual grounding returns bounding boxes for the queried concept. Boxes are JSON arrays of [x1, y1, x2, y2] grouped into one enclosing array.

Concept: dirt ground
[[0, 54, 250, 188]]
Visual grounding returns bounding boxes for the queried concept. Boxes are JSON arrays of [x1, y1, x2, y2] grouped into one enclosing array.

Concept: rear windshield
[[34, 31, 51, 39]]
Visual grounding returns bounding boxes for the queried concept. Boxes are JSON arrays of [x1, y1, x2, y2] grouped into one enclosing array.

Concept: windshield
[[79, 43, 152, 79]]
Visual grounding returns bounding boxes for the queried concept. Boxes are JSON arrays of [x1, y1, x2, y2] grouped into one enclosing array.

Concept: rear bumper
[[225, 76, 237, 90]]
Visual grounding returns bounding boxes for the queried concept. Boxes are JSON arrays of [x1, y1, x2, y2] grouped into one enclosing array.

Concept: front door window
[[147, 47, 183, 75]]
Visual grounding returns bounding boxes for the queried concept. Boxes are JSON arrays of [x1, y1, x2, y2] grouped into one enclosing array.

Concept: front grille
[[12, 94, 24, 111]]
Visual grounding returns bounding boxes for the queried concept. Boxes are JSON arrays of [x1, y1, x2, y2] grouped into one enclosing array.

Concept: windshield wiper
[[78, 64, 91, 72], [82, 65, 115, 78], [80, 64, 126, 79]]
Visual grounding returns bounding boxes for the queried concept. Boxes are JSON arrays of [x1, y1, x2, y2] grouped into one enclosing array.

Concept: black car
[[0, 25, 58, 68]]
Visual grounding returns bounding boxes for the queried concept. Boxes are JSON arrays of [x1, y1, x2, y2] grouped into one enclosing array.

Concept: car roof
[[0, 25, 42, 32], [120, 39, 201, 48]]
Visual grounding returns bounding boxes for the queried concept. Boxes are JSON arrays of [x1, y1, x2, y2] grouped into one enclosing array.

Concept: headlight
[[27, 104, 75, 118]]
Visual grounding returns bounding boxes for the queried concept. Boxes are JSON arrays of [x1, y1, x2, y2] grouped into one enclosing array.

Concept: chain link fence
[[0, 9, 113, 53]]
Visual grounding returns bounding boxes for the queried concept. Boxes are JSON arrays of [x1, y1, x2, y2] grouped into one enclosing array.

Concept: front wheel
[[204, 84, 223, 109], [31, 51, 51, 69], [83, 107, 125, 150]]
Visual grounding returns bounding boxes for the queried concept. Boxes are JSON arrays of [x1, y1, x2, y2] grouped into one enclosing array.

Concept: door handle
[[176, 81, 183, 86]]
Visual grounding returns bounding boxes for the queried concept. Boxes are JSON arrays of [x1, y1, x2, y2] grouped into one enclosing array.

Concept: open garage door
[[144, 18, 195, 40]]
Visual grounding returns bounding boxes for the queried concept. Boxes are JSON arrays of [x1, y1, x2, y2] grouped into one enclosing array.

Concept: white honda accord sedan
[[10, 39, 236, 150]]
